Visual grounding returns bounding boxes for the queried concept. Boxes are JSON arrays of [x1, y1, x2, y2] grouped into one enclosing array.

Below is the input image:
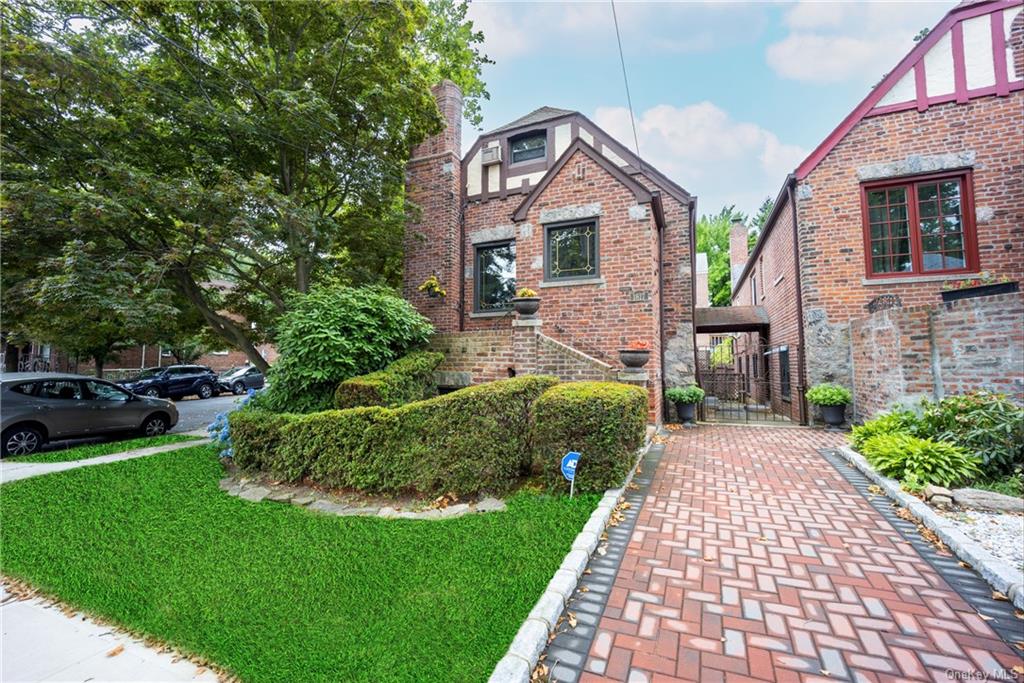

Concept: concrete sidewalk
[[0, 433, 207, 485], [1, 584, 217, 682]]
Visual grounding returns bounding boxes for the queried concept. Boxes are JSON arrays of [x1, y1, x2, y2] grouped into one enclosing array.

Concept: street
[[171, 394, 240, 433]]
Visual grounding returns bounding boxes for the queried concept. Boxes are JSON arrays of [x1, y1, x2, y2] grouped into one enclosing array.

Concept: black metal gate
[[695, 340, 804, 424]]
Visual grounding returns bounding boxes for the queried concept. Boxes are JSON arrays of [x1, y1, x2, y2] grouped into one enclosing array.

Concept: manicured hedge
[[532, 382, 648, 493], [231, 375, 559, 497], [334, 351, 444, 410]]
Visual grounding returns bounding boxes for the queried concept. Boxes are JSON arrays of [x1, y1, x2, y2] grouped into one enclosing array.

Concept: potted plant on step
[[666, 385, 705, 425], [511, 287, 540, 316], [619, 340, 651, 370], [940, 274, 1018, 302], [806, 383, 852, 428]]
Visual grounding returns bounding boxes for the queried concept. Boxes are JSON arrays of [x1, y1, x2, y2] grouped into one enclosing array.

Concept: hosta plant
[[860, 432, 981, 487], [850, 409, 921, 450]]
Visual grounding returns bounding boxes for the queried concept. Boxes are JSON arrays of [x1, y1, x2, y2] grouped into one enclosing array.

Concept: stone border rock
[[487, 437, 654, 683], [219, 477, 506, 520], [835, 444, 1024, 610]]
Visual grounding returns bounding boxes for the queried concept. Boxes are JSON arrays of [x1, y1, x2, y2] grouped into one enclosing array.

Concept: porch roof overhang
[[694, 306, 769, 333]]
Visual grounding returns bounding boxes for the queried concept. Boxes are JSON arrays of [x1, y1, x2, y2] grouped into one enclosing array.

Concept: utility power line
[[610, 0, 644, 174]]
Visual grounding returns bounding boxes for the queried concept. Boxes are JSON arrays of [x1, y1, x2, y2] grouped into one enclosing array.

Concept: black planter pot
[[941, 281, 1018, 302], [619, 349, 650, 369], [675, 401, 697, 424], [512, 297, 541, 317], [820, 403, 847, 427]]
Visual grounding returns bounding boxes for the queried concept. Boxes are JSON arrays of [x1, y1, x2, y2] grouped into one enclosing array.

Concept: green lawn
[[0, 446, 597, 682], [7, 434, 200, 463]]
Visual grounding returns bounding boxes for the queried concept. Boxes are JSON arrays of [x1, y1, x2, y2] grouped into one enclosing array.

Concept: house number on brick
[[621, 287, 651, 303]]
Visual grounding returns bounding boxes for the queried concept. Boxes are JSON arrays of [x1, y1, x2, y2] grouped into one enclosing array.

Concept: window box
[[940, 280, 1018, 303], [861, 171, 978, 279]]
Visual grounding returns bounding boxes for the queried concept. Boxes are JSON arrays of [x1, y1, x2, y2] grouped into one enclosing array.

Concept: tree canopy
[[2, 0, 489, 371], [696, 205, 746, 307]]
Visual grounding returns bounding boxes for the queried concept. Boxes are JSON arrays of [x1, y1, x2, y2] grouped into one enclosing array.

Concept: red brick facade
[[732, 1, 1024, 422], [404, 86, 696, 423]]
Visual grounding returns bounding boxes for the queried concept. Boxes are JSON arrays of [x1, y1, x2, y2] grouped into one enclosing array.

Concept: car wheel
[[144, 387, 161, 397], [232, 381, 246, 395], [141, 415, 168, 437], [197, 383, 214, 399], [2, 426, 44, 457]]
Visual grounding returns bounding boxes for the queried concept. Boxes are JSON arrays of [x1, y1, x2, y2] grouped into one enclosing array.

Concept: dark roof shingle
[[485, 106, 574, 135]]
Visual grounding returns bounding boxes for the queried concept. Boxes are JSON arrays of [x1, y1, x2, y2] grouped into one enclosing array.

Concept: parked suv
[[118, 365, 220, 400], [0, 373, 179, 457], [218, 365, 265, 395]]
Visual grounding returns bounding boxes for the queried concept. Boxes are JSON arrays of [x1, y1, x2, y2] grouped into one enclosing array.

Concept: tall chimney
[[403, 80, 463, 333], [729, 217, 748, 290]]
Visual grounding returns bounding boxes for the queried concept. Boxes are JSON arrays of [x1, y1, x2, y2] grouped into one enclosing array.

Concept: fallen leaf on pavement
[[106, 645, 124, 658]]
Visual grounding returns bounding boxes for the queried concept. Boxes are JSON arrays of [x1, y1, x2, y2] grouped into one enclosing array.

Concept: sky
[[462, 0, 956, 218]]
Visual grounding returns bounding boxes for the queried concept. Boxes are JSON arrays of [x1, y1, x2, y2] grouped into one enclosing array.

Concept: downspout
[[652, 192, 668, 423], [458, 193, 466, 332], [689, 198, 699, 390], [786, 176, 809, 425]]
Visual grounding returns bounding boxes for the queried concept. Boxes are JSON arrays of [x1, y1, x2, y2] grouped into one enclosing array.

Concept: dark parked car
[[0, 373, 179, 457], [118, 365, 220, 400], [219, 365, 265, 395]]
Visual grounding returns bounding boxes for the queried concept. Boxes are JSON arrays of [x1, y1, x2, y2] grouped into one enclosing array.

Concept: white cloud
[[766, 0, 956, 84], [593, 102, 807, 216]]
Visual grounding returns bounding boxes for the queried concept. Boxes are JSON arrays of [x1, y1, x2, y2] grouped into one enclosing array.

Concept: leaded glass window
[[545, 222, 598, 280], [475, 241, 516, 312]]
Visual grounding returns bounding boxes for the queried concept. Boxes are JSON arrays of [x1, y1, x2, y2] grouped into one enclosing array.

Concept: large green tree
[[696, 206, 746, 307], [748, 197, 774, 252], [2, 0, 489, 371]]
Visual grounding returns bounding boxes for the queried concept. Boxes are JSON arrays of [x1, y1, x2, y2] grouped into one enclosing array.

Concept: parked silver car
[[0, 372, 179, 457]]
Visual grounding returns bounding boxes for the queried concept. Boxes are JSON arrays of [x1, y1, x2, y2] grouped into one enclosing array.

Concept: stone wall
[[850, 291, 1024, 420]]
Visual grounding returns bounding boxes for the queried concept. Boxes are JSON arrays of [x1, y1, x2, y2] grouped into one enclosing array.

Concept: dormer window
[[510, 132, 546, 164]]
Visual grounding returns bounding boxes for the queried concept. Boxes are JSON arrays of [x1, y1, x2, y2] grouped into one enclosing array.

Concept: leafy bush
[[665, 385, 705, 404], [532, 382, 648, 494], [207, 389, 259, 458], [233, 376, 559, 497], [334, 351, 444, 409], [860, 432, 980, 487], [256, 285, 433, 413], [710, 337, 733, 368], [918, 392, 1024, 478], [229, 409, 300, 472], [805, 383, 852, 406], [850, 409, 921, 450]]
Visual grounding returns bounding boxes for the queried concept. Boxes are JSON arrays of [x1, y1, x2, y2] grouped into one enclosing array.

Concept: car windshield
[[132, 367, 163, 380], [220, 366, 243, 378]]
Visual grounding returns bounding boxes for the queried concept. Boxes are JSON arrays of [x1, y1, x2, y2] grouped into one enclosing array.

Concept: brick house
[[731, 0, 1024, 422], [402, 82, 697, 421]]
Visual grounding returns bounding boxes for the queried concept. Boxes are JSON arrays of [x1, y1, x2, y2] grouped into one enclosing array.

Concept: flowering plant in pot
[[417, 275, 446, 298], [618, 340, 651, 369], [511, 287, 540, 316], [805, 383, 852, 428], [666, 385, 704, 424]]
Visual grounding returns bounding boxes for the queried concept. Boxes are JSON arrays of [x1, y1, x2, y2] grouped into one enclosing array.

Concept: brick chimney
[[729, 217, 748, 290], [403, 80, 463, 333]]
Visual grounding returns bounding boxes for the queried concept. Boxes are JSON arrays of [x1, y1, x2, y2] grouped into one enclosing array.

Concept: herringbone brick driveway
[[580, 425, 1023, 682]]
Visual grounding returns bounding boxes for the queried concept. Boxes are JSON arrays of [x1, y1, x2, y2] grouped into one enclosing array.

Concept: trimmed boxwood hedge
[[230, 375, 560, 497], [532, 382, 648, 493], [334, 351, 445, 410]]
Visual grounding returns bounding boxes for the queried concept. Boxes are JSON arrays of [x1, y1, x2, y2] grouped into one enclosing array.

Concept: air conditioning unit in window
[[481, 145, 502, 165]]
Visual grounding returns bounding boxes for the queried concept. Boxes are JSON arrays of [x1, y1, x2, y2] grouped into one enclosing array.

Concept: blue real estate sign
[[560, 451, 580, 481]]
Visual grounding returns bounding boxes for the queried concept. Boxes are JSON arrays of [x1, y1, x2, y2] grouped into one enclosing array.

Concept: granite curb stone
[[487, 435, 653, 683], [836, 444, 1024, 609]]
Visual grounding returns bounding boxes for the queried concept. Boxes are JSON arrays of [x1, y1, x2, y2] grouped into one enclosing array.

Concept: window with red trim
[[861, 172, 978, 277]]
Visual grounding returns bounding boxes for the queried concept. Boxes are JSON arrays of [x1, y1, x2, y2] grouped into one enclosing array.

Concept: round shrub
[[805, 383, 852, 406], [860, 432, 980, 487], [665, 385, 704, 404], [258, 285, 433, 413], [532, 382, 648, 494]]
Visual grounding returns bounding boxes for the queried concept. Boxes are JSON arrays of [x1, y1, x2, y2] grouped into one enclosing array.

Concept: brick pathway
[[580, 425, 1024, 682]]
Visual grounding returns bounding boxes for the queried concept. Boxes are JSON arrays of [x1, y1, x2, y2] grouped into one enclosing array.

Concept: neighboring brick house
[[732, 0, 1024, 422], [403, 82, 697, 421]]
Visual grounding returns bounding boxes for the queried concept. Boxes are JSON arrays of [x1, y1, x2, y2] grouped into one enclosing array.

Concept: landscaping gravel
[[938, 508, 1024, 572]]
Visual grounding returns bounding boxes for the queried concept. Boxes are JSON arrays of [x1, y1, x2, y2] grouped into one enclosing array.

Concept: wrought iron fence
[[695, 343, 804, 424]]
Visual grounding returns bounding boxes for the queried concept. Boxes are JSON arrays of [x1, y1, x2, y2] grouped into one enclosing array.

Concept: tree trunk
[[172, 270, 271, 373], [93, 355, 105, 378]]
